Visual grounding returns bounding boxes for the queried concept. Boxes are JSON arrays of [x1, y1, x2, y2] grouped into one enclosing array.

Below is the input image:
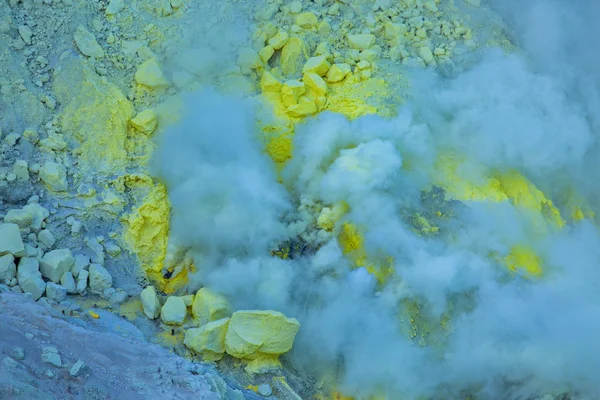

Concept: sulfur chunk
[[295, 12, 318, 29], [192, 288, 231, 327], [302, 55, 331, 76], [287, 100, 317, 117], [303, 73, 328, 96], [0, 224, 25, 256], [225, 310, 300, 373], [39, 162, 68, 192], [280, 36, 308, 76], [140, 285, 161, 319], [130, 109, 158, 135], [135, 59, 169, 89], [74, 26, 104, 58], [161, 296, 187, 325], [385, 22, 408, 39], [359, 49, 379, 63], [280, 80, 305, 106], [105, 0, 125, 15], [418, 46, 434, 64], [326, 63, 352, 83], [348, 34, 375, 50], [260, 71, 282, 92], [259, 45, 275, 63], [267, 31, 289, 50], [184, 317, 230, 361]]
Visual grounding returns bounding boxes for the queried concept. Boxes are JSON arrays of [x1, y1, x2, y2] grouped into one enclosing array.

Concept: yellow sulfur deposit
[[121, 183, 173, 292], [191, 288, 231, 327], [504, 245, 542, 277], [317, 202, 349, 231], [225, 310, 300, 373], [53, 59, 134, 176], [184, 317, 230, 361]]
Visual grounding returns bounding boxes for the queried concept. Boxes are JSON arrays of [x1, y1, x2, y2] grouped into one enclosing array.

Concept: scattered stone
[[72, 254, 90, 278], [38, 229, 56, 249], [105, 0, 125, 15], [192, 288, 230, 327], [74, 25, 105, 58], [10, 285, 23, 294], [46, 282, 67, 302], [104, 242, 121, 257], [88, 264, 112, 294], [109, 290, 127, 305], [130, 109, 158, 134], [4, 209, 32, 228], [184, 317, 230, 361], [12, 347, 25, 360], [140, 285, 161, 319], [40, 135, 67, 151], [18, 258, 45, 300], [18, 25, 32, 45], [348, 34, 375, 50], [41, 347, 62, 367], [0, 254, 16, 284], [258, 383, 273, 397], [161, 296, 187, 325], [69, 360, 85, 377], [40, 249, 75, 283], [22, 203, 49, 231], [135, 59, 169, 89], [60, 272, 77, 294], [12, 160, 29, 180], [0, 223, 25, 255], [39, 162, 68, 192], [76, 269, 88, 293], [181, 294, 194, 307], [25, 333, 34, 340]]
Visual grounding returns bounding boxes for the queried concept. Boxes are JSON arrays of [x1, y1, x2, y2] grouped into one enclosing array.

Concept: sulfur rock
[[135, 59, 169, 89], [130, 109, 158, 134], [40, 135, 68, 151], [303, 73, 327, 96], [76, 270, 88, 293], [161, 296, 187, 325], [39, 162, 68, 192], [191, 288, 230, 327], [22, 203, 49, 231], [140, 285, 161, 319], [40, 249, 75, 283], [287, 100, 317, 117], [267, 31, 289, 50], [326, 63, 352, 83], [60, 272, 77, 294], [302, 55, 331, 76], [280, 36, 308, 77], [280, 80, 305, 106], [258, 45, 275, 63], [260, 71, 282, 92], [295, 12, 318, 29], [38, 230, 56, 249], [225, 310, 300, 373], [418, 46, 434, 64], [105, 0, 125, 15], [183, 317, 230, 361], [0, 223, 24, 256], [348, 34, 376, 50], [74, 26, 104, 58]]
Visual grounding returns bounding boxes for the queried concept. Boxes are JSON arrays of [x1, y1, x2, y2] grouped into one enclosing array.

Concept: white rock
[[4, 209, 32, 228], [40, 249, 74, 283], [18, 25, 32, 45], [69, 360, 85, 377], [38, 230, 56, 249], [13, 160, 29, 180], [140, 285, 161, 319], [41, 347, 61, 367], [0, 254, 16, 284], [109, 290, 127, 305], [258, 384, 273, 397], [74, 26, 104, 58], [76, 270, 88, 294], [22, 203, 49, 231], [88, 264, 112, 294], [12, 348, 24, 360], [17, 258, 46, 300], [0, 223, 24, 256], [71, 254, 90, 278], [60, 272, 77, 294], [105, 0, 125, 15], [45, 282, 67, 302], [160, 296, 187, 325]]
